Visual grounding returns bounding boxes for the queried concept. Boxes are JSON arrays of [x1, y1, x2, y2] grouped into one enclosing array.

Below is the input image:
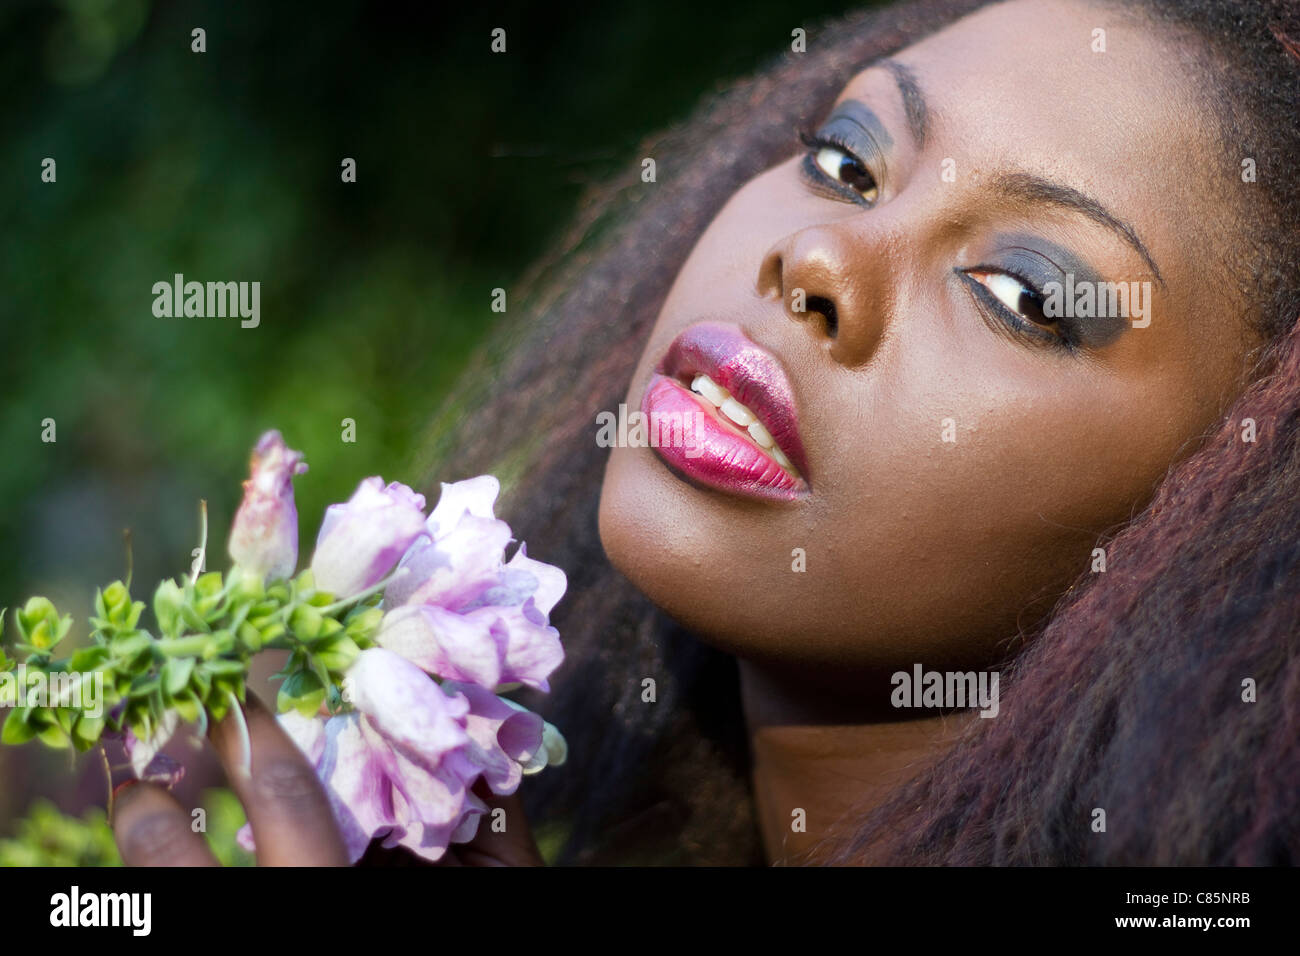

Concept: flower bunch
[[0, 431, 567, 863]]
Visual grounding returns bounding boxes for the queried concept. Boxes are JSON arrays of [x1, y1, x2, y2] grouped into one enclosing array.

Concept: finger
[[112, 781, 220, 867], [454, 781, 545, 867], [209, 692, 349, 866]]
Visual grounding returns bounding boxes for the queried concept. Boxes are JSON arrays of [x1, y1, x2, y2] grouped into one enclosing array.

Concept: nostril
[[806, 295, 838, 338]]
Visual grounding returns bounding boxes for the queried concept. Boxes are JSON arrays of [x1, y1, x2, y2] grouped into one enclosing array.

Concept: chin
[[599, 443, 752, 654]]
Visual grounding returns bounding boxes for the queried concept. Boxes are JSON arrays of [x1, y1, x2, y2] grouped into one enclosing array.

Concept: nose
[[755, 224, 892, 368]]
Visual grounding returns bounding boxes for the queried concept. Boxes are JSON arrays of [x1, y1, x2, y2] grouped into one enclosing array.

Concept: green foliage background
[[0, 0, 866, 855]]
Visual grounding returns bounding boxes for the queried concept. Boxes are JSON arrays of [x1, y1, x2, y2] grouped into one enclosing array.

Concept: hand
[[111, 692, 545, 866]]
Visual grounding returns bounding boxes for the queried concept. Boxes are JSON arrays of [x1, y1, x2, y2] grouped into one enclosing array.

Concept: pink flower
[[248, 474, 568, 862], [441, 680, 544, 797], [378, 476, 566, 691], [227, 431, 307, 582], [309, 478, 428, 598], [241, 648, 485, 863]]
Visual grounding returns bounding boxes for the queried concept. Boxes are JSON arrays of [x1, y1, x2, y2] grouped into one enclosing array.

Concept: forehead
[[855, 0, 1207, 156]]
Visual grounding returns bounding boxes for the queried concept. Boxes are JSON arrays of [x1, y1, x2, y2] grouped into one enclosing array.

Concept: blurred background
[[0, 0, 868, 849]]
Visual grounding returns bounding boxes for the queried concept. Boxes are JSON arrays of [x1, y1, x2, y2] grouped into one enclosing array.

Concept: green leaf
[[202, 658, 246, 677], [195, 572, 224, 600], [74, 713, 105, 744], [128, 673, 161, 700], [212, 676, 244, 704], [36, 722, 70, 750], [311, 634, 360, 673], [109, 630, 152, 660], [208, 693, 230, 723], [277, 670, 325, 718], [162, 657, 196, 696], [180, 603, 211, 634], [210, 630, 236, 656], [67, 646, 111, 672], [54, 707, 76, 734], [153, 579, 185, 638], [124, 601, 145, 630], [172, 690, 202, 723], [1, 709, 36, 745], [344, 607, 384, 644]]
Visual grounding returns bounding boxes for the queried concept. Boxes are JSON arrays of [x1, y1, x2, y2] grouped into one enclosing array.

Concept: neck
[[738, 658, 973, 865]]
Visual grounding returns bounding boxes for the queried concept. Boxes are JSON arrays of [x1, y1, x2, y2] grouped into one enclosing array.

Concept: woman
[[112, 0, 1300, 866]]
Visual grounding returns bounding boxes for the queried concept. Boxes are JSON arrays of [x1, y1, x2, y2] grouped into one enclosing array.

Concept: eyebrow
[[989, 172, 1165, 287], [874, 59, 1165, 288], [881, 59, 928, 149]]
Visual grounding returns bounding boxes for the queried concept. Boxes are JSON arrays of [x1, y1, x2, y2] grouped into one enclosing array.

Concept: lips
[[641, 321, 810, 502]]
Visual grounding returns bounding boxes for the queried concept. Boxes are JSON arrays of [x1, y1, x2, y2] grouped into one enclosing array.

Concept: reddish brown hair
[[420, 0, 1300, 864]]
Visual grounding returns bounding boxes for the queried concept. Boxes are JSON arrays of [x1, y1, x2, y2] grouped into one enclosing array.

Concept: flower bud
[[228, 430, 307, 583]]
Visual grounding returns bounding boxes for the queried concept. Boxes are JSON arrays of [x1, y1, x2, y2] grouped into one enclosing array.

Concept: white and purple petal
[[348, 647, 469, 756], [310, 478, 428, 598], [375, 604, 504, 687], [442, 680, 544, 795]]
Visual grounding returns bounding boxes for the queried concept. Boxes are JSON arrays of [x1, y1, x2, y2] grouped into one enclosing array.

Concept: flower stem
[[156, 635, 209, 657], [316, 566, 410, 616]]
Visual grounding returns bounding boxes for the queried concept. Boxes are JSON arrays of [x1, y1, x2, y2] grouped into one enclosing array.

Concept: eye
[[799, 130, 880, 204], [813, 145, 879, 201], [965, 269, 1054, 329]]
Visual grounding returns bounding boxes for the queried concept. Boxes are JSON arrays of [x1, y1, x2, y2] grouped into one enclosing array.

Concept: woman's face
[[599, 0, 1260, 679]]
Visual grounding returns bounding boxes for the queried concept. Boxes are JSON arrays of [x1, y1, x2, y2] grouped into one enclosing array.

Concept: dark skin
[[115, 0, 1263, 864], [112, 692, 544, 866], [600, 0, 1264, 861]]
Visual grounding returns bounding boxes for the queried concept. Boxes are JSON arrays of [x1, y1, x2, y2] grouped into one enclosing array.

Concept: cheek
[[791, 340, 1196, 666]]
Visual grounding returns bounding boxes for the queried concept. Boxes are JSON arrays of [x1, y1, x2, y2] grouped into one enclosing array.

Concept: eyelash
[[956, 268, 1077, 354], [797, 129, 877, 206]]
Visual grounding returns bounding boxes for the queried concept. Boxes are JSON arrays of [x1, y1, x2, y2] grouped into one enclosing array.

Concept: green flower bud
[[289, 605, 324, 641], [153, 579, 185, 638], [17, 597, 72, 653]]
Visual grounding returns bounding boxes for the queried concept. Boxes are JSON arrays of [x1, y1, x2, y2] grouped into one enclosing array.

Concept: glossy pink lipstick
[[641, 322, 810, 502]]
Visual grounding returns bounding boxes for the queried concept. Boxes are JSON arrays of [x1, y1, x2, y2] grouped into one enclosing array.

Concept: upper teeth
[[690, 373, 796, 473]]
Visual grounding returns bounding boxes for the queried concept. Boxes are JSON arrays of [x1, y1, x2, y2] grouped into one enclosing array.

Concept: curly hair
[[415, 0, 1300, 865]]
